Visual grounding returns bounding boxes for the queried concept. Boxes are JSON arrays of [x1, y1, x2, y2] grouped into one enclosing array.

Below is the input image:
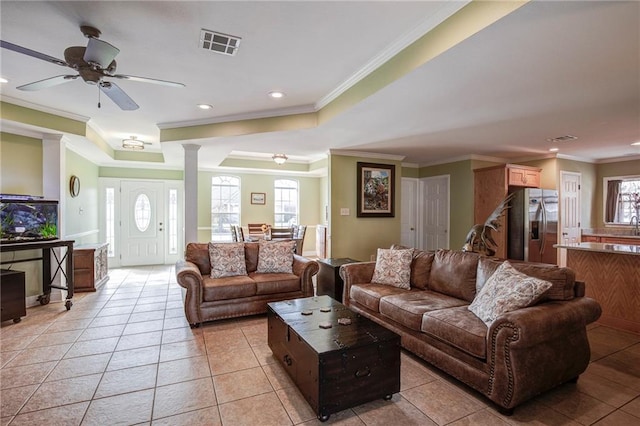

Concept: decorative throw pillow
[[256, 240, 295, 273], [208, 242, 248, 278], [468, 261, 552, 326], [371, 248, 414, 289]]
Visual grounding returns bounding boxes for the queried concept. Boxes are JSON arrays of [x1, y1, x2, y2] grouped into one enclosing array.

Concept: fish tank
[[0, 195, 59, 243]]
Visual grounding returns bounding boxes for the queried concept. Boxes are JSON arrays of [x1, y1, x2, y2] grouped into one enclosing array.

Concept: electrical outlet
[[340, 208, 350, 216]]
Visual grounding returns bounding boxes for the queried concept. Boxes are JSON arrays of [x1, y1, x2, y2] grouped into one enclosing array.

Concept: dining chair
[[235, 225, 245, 242], [247, 223, 267, 236], [292, 225, 307, 255], [230, 226, 239, 242], [270, 227, 294, 240]]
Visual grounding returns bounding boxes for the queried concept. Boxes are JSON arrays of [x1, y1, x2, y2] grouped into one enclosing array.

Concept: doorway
[[420, 175, 450, 251], [559, 171, 581, 266], [401, 178, 418, 248]]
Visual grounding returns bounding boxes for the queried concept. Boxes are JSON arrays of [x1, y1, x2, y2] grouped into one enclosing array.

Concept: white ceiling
[[1, 1, 639, 170]]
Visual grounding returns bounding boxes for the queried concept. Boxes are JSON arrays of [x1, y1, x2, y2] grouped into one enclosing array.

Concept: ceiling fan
[[0, 25, 185, 111]]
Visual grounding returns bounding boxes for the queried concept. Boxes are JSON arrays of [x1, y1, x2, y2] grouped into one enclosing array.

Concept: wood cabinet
[[581, 235, 640, 245], [1, 269, 26, 323], [474, 164, 542, 259], [73, 243, 109, 292]]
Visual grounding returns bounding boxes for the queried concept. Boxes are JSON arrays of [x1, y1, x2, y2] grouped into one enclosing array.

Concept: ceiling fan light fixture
[[122, 136, 145, 150], [272, 153, 288, 165]]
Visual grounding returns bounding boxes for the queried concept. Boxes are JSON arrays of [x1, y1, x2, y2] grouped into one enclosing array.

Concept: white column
[[42, 134, 66, 302], [182, 144, 201, 244]]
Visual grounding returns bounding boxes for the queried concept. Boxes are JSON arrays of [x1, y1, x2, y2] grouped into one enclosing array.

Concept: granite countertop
[[581, 229, 640, 239], [554, 242, 640, 255]]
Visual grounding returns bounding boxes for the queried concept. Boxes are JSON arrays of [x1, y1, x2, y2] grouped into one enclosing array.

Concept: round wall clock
[[70, 175, 80, 197]]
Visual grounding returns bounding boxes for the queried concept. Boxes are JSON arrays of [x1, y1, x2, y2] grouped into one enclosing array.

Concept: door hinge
[[578, 184, 581, 190], [578, 221, 581, 227]]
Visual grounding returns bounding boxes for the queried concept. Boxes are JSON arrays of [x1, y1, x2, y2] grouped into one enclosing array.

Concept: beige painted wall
[[99, 167, 183, 180], [196, 171, 322, 253], [595, 159, 640, 226], [329, 155, 402, 260]]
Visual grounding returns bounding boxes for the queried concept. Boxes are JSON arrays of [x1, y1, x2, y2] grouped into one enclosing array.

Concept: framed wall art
[[356, 162, 395, 217], [251, 192, 266, 205]]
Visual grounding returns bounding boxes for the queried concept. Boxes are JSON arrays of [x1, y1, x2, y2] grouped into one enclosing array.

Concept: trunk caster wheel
[[65, 300, 73, 310], [383, 394, 393, 401], [13, 318, 21, 323], [38, 293, 50, 305], [318, 414, 330, 422]]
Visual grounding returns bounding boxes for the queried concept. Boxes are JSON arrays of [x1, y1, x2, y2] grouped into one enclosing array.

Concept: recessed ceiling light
[[0, 77, 8, 84], [631, 141, 640, 146], [197, 104, 213, 110], [549, 147, 559, 152], [268, 91, 285, 99]]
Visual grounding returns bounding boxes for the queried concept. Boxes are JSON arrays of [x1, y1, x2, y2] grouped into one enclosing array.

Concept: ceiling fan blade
[[83, 38, 119, 69], [17, 75, 79, 91], [112, 74, 185, 88], [1, 40, 69, 67], [99, 81, 139, 110]]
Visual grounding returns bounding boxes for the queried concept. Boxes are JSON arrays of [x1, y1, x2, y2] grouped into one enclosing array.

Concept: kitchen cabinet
[[474, 164, 542, 259], [581, 235, 640, 245], [73, 243, 109, 292]]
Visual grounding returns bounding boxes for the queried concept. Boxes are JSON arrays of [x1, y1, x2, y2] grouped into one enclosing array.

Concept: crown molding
[[594, 154, 640, 164], [199, 165, 326, 178], [1, 96, 90, 122], [419, 153, 508, 167], [157, 104, 317, 129], [315, 0, 470, 110], [401, 162, 420, 168]]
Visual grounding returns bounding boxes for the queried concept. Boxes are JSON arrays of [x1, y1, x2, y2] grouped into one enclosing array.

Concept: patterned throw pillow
[[371, 248, 414, 289], [256, 240, 295, 273], [468, 261, 552, 326], [208, 242, 248, 278]]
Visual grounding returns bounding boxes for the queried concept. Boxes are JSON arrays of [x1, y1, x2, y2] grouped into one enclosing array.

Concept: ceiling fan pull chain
[[97, 84, 101, 108]]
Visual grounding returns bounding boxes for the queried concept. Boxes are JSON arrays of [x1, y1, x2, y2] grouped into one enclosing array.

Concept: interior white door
[[421, 175, 450, 250], [559, 171, 581, 266], [121, 181, 165, 266], [401, 178, 418, 248]]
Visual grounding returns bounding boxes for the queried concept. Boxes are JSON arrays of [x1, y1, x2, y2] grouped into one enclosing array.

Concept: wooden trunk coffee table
[[267, 295, 400, 422]]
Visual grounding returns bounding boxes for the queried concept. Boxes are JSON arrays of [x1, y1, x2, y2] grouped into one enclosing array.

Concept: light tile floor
[[1, 265, 639, 426]]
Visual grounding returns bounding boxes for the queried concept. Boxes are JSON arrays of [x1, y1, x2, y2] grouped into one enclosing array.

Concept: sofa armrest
[[293, 254, 319, 297], [175, 260, 204, 325], [339, 261, 376, 305], [484, 296, 601, 409], [489, 297, 602, 348]]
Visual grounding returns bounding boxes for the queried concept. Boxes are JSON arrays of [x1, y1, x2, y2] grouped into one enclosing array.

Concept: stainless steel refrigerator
[[507, 188, 558, 265]]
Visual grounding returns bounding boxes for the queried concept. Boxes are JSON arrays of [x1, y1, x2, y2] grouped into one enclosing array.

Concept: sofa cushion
[[469, 261, 552, 325], [203, 276, 257, 302], [477, 257, 576, 301], [208, 242, 248, 278], [421, 306, 488, 359], [257, 240, 295, 273], [350, 283, 409, 312], [429, 250, 480, 302], [244, 242, 259, 273], [371, 248, 413, 289], [185, 242, 211, 276], [392, 245, 435, 289], [251, 272, 300, 295], [379, 291, 468, 331]]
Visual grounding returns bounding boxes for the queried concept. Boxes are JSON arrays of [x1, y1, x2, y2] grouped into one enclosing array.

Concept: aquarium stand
[[0, 239, 75, 311]]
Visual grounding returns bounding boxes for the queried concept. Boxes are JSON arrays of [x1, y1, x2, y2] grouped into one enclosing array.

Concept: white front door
[[121, 181, 165, 266], [421, 175, 450, 251], [401, 178, 418, 248], [559, 171, 581, 266]]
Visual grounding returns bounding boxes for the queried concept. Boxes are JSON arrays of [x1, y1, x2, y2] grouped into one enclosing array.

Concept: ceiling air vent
[[199, 29, 241, 56], [546, 135, 578, 143]]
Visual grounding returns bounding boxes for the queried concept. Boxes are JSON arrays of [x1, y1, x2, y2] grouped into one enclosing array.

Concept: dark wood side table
[[1, 269, 26, 323], [316, 258, 360, 303], [74, 243, 109, 292]]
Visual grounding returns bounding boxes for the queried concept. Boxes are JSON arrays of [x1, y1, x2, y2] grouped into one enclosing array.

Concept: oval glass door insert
[[134, 194, 151, 232]]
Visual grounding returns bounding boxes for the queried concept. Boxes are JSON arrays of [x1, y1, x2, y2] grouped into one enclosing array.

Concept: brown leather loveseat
[[176, 242, 318, 327], [340, 248, 602, 414]]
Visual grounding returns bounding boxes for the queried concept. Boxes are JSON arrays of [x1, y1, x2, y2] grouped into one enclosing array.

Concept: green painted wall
[[65, 149, 100, 244], [595, 159, 640, 226], [99, 167, 183, 180], [329, 155, 402, 260], [401, 166, 419, 178], [1, 132, 43, 195], [419, 160, 475, 249], [196, 171, 322, 252]]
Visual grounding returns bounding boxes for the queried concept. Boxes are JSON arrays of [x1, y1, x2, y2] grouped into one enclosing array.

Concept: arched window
[[211, 176, 241, 241], [274, 179, 298, 227]]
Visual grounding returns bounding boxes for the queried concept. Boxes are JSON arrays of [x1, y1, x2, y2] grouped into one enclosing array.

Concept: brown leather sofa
[[340, 248, 602, 414], [176, 242, 319, 327]]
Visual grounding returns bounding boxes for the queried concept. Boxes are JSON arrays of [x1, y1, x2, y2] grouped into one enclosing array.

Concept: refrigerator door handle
[[540, 199, 547, 256]]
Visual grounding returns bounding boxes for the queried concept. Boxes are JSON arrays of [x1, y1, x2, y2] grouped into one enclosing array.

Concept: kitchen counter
[[555, 242, 640, 255], [555, 242, 640, 334]]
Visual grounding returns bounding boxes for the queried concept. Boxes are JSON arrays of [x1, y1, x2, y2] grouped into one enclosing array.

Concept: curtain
[[605, 180, 622, 222]]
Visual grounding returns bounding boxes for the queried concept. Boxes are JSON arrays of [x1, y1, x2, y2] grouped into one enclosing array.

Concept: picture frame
[[251, 192, 266, 205], [357, 162, 395, 217]]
